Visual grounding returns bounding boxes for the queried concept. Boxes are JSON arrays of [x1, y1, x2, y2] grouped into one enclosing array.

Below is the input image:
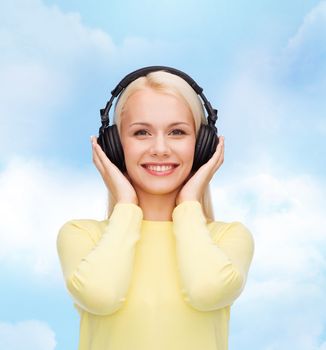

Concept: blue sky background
[[0, 0, 325, 349]]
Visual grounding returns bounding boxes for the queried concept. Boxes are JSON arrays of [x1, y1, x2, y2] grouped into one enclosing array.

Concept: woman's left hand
[[176, 135, 225, 206]]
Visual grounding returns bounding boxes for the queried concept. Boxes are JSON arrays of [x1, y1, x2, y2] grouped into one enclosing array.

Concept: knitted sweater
[[57, 201, 254, 350]]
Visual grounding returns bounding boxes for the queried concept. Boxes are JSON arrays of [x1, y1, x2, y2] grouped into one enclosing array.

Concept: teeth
[[145, 165, 174, 172]]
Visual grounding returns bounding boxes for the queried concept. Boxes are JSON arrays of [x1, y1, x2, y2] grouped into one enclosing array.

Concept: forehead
[[121, 88, 194, 126]]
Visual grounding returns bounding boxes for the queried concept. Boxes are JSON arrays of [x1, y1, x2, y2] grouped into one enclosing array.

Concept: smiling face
[[119, 87, 196, 199]]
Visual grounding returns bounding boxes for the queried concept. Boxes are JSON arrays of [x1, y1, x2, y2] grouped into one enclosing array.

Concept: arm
[[172, 201, 254, 311], [56, 202, 143, 316]]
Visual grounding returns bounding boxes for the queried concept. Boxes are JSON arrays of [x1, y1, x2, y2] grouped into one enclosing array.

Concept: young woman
[[57, 67, 254, 350]]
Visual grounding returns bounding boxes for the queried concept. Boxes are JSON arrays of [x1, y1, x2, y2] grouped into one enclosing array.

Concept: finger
[[216, 135, 224, 157], [214, 136, 224, 159], [212, 137, 224, 171], [200, 136, 224, 175], [92, 142, 106, 175], [92, 136, 118, 170], [204, 135, 224, 168], [92, 137, 115, 170], [92, 140, 126, 183], [91, 137, 107, 174], [216, 135, 224, 153], [213, 135, 224, 158]]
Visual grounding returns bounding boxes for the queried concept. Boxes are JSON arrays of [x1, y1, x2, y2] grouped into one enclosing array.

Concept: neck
[[136, 190, 178, 221]]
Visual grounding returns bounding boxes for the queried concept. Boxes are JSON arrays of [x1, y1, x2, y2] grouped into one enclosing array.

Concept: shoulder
[[207, 220, 254, 245], [57, 218, 109, 244]]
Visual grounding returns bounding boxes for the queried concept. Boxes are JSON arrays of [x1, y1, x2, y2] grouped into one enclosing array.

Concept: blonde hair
[[105, 71, 215, 222]]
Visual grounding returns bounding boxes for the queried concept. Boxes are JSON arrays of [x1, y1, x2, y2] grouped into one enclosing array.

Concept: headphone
[[97, 66, 219, 173]]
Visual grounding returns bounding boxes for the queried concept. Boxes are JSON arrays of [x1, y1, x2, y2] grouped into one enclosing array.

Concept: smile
[[141, 163, 179, 176]]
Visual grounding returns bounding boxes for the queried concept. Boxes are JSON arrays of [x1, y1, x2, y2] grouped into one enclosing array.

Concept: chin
[[138, 185, 181, 196], [130, 178, 182, 196]]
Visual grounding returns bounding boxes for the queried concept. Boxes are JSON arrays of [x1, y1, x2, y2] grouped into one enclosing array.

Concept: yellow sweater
[[57, 201, 254, 350]]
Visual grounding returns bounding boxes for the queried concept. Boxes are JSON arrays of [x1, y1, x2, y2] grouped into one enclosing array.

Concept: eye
[[134, 129, 150, 136], [170, 129, 186, 135]]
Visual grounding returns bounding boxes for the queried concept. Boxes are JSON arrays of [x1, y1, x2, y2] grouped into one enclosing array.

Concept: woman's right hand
[[91, 136, 138, 205]]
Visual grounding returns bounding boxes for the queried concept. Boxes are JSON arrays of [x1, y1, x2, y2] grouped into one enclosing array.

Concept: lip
[[141, 163, 179, 176], [141, 162, 179, 166]]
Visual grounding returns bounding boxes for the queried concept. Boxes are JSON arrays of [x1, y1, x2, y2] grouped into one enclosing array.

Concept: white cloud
[[0, 155, 107, 279], [0, 0, 114, 159], [0, 320, 56, 350], [213, 169, 326, 283], [210, 3, 326, 346], [287, 1, 326, 47], [319, 342, 326, 350], [212, 168, 326, 349], [290, 4, 326, 79], [0, 0, 171, 162], [216, 1, 326, 195]]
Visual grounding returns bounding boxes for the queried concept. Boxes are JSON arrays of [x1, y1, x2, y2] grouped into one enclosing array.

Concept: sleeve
[[56, 203, 143, 316], [172, 201, 254, 311]]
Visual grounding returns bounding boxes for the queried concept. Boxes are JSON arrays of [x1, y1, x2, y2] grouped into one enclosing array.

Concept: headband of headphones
[[99, 65, 218, 133]]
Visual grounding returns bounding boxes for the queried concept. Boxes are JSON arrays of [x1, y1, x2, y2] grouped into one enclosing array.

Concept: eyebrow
[[129, 122, 191, 128]]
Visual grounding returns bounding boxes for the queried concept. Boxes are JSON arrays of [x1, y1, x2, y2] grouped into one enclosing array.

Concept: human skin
[[91, 87, 224, 221]]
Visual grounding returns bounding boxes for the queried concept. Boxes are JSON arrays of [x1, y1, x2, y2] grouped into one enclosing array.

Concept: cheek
[[182, 149, 194, 165], [180, 140, 196, 162], [122, 140, 144, 168], [123, 145, 137, 165], [120, 135, 133, 154]]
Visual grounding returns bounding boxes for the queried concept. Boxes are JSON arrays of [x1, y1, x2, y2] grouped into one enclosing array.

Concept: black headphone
[[97, 66, 219, 173]]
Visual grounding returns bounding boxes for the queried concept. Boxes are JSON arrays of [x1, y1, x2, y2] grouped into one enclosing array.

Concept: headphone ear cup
[[193, 124, 218, 171], [98, 125, 126, 172]]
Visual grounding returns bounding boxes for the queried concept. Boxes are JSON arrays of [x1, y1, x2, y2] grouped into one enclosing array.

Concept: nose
[[149, 134, 171, 157]]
